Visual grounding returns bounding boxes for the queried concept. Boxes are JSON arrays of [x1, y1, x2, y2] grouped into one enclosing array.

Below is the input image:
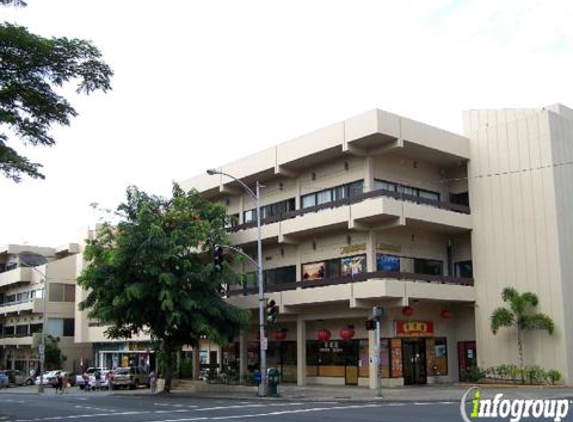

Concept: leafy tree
[[0, 0, 113, 181], [490, 287, 555, 368], [44, 334, 66, 370], [77, 184, 249, 392]]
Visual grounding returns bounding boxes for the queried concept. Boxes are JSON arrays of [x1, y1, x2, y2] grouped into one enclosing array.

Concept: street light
[[206, 169, 267, 396], [18, 251, 48, 394]]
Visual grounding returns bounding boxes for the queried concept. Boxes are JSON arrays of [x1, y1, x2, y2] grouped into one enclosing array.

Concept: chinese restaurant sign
[[395, 320, 434, 337]]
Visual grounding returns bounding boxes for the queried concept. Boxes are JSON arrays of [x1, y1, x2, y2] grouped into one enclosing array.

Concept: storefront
[[92, 342, 155, 371]]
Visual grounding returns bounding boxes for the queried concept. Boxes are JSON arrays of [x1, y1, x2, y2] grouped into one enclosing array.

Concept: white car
[[35, 370, 61, 386], [87, 370, 111, 390]]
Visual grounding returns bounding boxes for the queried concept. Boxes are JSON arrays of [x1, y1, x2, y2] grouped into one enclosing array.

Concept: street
[[0, 390, 469, 422], [2, 388, 570, 422]]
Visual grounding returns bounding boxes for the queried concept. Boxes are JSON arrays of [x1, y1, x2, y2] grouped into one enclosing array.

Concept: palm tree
[[490, 287, 555, 369]]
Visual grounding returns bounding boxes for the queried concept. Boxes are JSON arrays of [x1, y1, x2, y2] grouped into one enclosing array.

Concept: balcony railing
[[229, 187, 471, 232], [226, 270, 474, 297]]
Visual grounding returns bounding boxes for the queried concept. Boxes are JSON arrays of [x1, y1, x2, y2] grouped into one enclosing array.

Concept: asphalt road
[[0, 388, 570, 422]]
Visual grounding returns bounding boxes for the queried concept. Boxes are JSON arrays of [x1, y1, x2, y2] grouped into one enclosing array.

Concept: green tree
[[1, 0, 113, 181], [77, 184, 249, 392], [490, 287, 555, 369], [44, 335, 66, 370]]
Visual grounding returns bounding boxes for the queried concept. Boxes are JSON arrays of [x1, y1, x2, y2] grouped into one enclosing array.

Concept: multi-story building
[[464, 104, 573, 386], [181, 108, 477, 387], [0, 243, 90, 373]]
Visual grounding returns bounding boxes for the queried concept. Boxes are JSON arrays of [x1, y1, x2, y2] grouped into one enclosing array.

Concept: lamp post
[[207, 169, 267, 396], [18, 252, 48, 394]]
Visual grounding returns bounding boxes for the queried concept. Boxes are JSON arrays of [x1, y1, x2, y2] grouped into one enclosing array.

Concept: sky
[[1, 0, 572, 246]]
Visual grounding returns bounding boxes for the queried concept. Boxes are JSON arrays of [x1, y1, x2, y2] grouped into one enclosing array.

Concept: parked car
[[0, 372, 8, 388], [77, 367, 102, 389], [88, 370, 110, 389], [4, 370, 26, 386], [110, 367, 149, 390], [36, 370, 61, 386]]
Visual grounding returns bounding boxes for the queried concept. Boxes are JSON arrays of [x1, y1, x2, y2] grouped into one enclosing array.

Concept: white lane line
[[12, 411, 144, 422], [386, 403, 406, 406], [195, 402, 304, 412]]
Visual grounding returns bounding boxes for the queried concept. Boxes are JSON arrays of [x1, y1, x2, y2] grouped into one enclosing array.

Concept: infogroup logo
[[460, 387, 570, 422]]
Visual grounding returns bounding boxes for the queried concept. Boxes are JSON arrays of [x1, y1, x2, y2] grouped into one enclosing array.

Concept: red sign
[[395, 320, 434, 337]]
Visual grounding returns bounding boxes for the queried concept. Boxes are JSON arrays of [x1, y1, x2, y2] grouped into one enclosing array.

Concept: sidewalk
[[169, 382, 573, 403]]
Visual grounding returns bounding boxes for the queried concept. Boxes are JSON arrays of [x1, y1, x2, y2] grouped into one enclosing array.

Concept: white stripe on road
[[195, 402, 304, 412]]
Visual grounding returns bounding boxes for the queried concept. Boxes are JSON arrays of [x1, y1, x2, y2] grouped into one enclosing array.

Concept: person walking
[[106, 370, 113, 391], [149, 370, 156, 394], [94, 369, 101, 390], [82, 372, 90, 391]]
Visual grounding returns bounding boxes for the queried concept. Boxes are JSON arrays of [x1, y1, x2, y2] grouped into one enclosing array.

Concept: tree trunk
[[163, 341, 175, 393], [517, 323, 524, 375]]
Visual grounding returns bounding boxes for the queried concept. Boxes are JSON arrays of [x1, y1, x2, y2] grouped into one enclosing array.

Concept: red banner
[[395, 320, 434, 337]]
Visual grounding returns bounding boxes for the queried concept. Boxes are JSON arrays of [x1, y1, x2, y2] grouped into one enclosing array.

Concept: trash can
[[268, 368, 280, 398]]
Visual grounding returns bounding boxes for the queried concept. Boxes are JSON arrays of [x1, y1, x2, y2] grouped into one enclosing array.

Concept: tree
[[44, 334, 66, 370], [490, 287, 555, 368], [0, 0, 113, 181], [77, 184, 249, 392]]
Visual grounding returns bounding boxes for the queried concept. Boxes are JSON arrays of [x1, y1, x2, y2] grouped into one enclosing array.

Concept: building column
[[368, 328, 377, 389], [366, 230, 377, 272], [296, 318, 306, 386], [364, 156, 374, 192], [239, 333, 248, 381]]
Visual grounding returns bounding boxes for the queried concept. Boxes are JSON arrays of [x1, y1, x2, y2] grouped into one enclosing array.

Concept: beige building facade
[[182, 108, 477, 387], [0, 244, 90, 373], [464, 104, 573, 384]]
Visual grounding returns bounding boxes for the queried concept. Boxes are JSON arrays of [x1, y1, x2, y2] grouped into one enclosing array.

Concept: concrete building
[[464, 104, 573, 385], [0, 243, 90, 373], [181, 108, 477, 387]]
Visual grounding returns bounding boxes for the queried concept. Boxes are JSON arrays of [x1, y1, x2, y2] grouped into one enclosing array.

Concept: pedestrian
[[61, 373, 68, 394], [82, 372, 90, 391], [55, 373, 63, 394], [94, 369, 101, 390], [149, 370, 156, 394], [106, 370, 113, 391]]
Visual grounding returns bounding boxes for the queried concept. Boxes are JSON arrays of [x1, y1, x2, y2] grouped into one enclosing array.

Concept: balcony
[[228, 188, 471, 245], [0, 333, 41, 347], [0, 298, 43, 316], [0, 267, 32, 288], [226, 270, 474, 310]]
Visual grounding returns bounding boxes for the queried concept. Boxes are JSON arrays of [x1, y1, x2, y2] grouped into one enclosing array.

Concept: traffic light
[[267, 299, 279, 324], [365, 319, 376, 331], [214, 245, 224, 272]]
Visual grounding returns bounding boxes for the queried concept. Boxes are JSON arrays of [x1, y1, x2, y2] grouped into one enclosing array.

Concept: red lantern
[[340, 327, 355, 341], [273, 330, 287, 341], [440, 309, 453, 319], [317, 329, 332, 341], [402, 306, 415, 317]]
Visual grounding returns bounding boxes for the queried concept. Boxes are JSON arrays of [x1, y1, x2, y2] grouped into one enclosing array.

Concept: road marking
[[195, 402, 304, 412], [11, 411, 144, 422]]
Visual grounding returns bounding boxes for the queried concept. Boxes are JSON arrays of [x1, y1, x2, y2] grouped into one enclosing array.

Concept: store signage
[[319, 341, 343, 353], [377, 242, 402, 253], [340, 243, 366, 254], [395, 320, 434, 337]]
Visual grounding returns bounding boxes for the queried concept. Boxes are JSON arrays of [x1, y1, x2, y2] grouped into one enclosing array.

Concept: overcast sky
[[1, 0, 572, 247]]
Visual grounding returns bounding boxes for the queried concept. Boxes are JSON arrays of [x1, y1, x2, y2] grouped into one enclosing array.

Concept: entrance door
[[402, 339, 427, 385], [344, 340, 359, 386], [458, 341, 477, 381]]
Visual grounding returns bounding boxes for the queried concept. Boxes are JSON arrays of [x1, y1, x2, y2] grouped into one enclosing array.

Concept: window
[[63, 318, 75, 336], [427, 337, 448, 376], [302, 255, 366, 281], [450, 192, 469, 206], [414, 259, 443, 276], [64, 284, 75, 302], [225, 214, 239, 228], [48, 283, 75, 302], [3, 326, 15, 336], [244, 198, 295, 223], [264, 266, 296, 286], [301, 180, 364, 209], [455, 261, 473, 278], [374, 179, 440, 202], [16, 325, 28, 336], [30, 323, 42, 334], [5, 294, 16, 305], [47, 318, 64, 336], [376, 254, 400, 272]]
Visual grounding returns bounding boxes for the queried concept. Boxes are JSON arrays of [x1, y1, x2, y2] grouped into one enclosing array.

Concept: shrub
[[466, 365, 486, 382], [547, 369, 562, 385]]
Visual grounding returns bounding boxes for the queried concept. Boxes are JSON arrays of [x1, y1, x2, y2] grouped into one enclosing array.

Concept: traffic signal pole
[[207, 169, 267, 396], [255, 181, 267, 397]]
